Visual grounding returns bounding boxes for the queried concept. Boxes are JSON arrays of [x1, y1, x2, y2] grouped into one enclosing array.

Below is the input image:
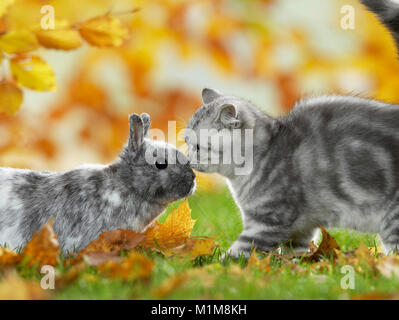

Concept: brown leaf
[[302, 226, 340, 262], [21, 219, 60, 267], [97, 252, 153, 281], [82, 228, 145, 255]]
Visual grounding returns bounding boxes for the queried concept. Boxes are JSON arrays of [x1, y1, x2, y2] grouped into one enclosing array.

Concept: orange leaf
[[97, 252, 153, 281], [21, 219, 60, 267], [0, 247, 20, 266]]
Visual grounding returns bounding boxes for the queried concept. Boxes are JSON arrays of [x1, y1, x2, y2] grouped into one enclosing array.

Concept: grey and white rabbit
[[185, 0, 399, 258], [0, 113, 196, 252]]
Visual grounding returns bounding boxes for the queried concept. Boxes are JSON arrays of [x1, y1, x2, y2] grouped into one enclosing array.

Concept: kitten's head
[[185, 88, 266, 177]]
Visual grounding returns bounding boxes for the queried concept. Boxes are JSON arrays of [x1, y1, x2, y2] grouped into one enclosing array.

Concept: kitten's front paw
[[221, 244, 250, 261]]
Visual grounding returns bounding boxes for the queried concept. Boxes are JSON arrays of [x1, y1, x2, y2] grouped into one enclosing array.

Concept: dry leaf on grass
[[21, 219, 60, 268], [295, 226, 340, 262], [164, 237, 216, 259], [82, 228, 145, 255], [141, 199, 196, 250], [0, 271, 49, 300], [97, 252, 153, 281], [247, 251, 272, 272], [153, 274, 189, 298], [0, 247, 21, 266]]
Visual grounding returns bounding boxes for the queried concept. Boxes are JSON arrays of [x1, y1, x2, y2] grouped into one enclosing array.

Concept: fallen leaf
[[153, 274, 188, 298], [141, 199, 196, 250], [82, 228, 145, 255], [97, 252, 153, 281], [10, 55, 57, 91], [83, 252, 123, 267], [0, 247, 20, 266], [302, 226, 340, 262], [35, 28, 82, 50], [0, 30, 38, 54], [164, 237, 216, 259], [79, 15, 128, 47], [21, 219, 60, 267], [0, 81, 23, 115], [55, 262, 87, 289], [0, 271, 48, 300], [247, 251, 272, 272]]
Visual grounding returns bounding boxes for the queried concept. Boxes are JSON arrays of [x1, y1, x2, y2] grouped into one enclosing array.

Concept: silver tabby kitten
[[0, 113, 196, 252], [185, 0, 399, 257]]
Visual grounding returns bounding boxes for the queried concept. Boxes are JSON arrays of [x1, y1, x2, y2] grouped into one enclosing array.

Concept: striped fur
[[185, 1, 399, 258]]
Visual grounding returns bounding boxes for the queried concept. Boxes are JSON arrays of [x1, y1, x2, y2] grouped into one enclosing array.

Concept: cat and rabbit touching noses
[[1, 0, 399, 258]]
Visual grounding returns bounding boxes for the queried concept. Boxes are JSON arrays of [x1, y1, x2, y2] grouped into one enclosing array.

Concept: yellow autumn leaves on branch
[[0, 2, 136, 115]]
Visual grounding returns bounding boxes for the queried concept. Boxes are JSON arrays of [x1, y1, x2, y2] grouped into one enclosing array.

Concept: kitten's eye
[[196, 144, 200, 152], [155, 160, 168, 170]]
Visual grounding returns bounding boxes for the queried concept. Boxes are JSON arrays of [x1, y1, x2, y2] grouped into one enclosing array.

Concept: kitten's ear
[[141, 113, 151, 137], [216, 104, 241, 129], [128, 114, 144, 152], [202, 88, 222, 104]]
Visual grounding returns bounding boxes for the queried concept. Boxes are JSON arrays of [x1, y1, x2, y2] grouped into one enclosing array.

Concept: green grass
[[9, 188, 399, 299]]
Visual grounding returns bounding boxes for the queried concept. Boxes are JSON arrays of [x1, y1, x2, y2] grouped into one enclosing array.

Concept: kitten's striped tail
[[360, 0, 399, 53]]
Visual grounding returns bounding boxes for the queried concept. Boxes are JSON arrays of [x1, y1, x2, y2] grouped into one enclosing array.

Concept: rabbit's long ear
[[141, 113, 151, 137], [129, 114, 144, 152]]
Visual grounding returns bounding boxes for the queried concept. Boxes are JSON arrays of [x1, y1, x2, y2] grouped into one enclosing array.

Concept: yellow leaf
[[0, 81, 23, 115], [163, 237, 216, 259], [21, 219, 60, 267], [142, 199, 196, 250], [10, 55, 57, 91], [35, 28, 82, 50], [0, 30, 38, 54], [247, 251, 272, 272], [79, 16, 128, 47], [0, 0, 14, 18], [0, 271, 49, 300]]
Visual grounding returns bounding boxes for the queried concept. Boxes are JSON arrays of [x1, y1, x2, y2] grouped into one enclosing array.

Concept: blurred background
[[1, 0, 399, 194]]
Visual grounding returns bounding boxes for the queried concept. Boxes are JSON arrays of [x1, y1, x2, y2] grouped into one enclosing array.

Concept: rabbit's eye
[[155, 160, 168, 170]]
